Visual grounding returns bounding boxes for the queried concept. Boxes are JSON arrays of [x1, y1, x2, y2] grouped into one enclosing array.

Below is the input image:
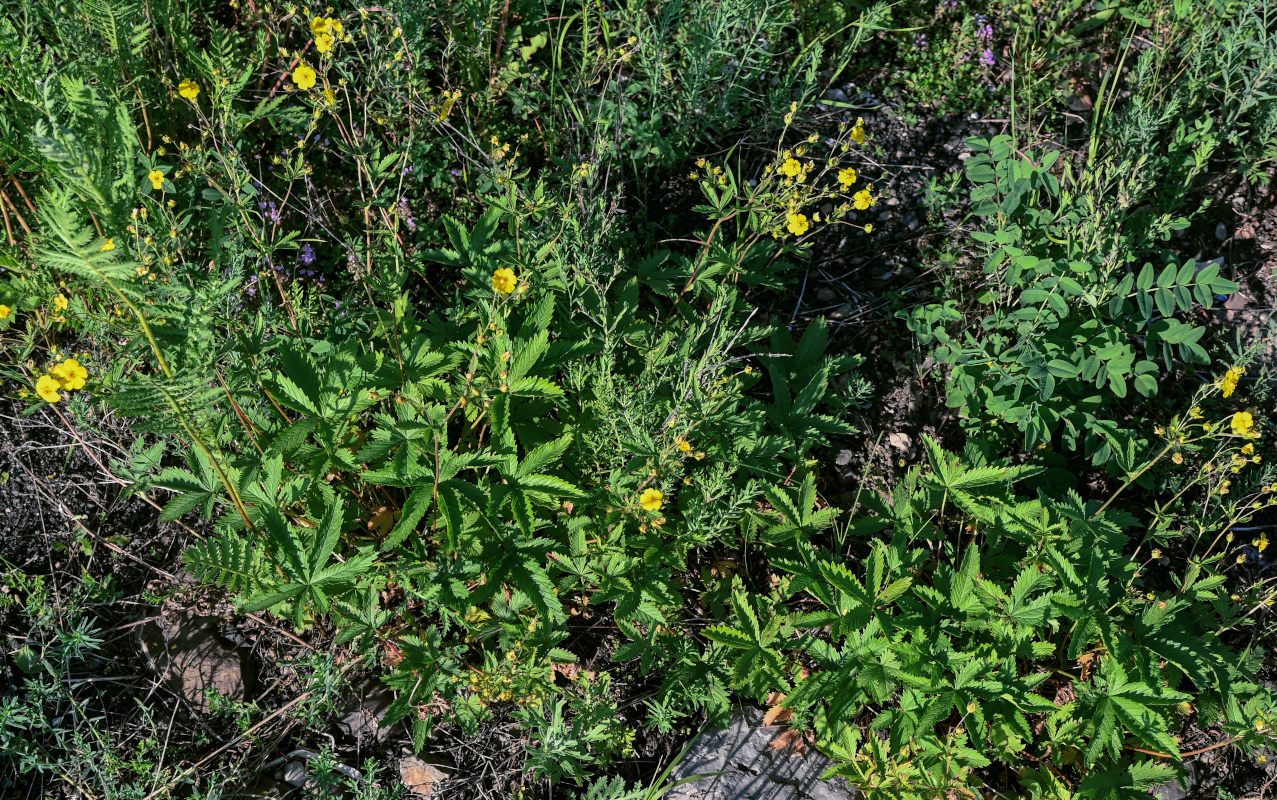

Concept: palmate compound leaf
[[471, 531, 564, 623], [235, 501, 373, 627], [1076, 760, 1179, 800], [1081, 657, 1190, 767]]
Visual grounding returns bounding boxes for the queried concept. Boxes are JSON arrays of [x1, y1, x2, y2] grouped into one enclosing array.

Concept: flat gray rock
[[138, 606, 252, 712], [668, 708, 856, 800]]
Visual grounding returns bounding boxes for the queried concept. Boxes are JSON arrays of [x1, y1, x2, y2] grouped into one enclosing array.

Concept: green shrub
[[3, 0, 1276, 798]]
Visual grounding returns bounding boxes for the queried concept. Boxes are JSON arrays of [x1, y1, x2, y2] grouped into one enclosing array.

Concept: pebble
[[282, 761, 307, 787], [1215, 222, 1228, 240]]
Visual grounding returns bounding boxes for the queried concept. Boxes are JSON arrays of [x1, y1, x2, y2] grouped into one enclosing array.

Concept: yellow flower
[[864, 223, 873, 233], [1171, 452, 1184, 465], [178, 79, 200, 100], [677, 440, 692, 453], [147, 170, 165, 190], [1221, 366, 1245, 398], [0, 304, 11, 320], [838, 167, 857, 188], [786, 213, 809, 236], [310, 16, 331, 35], [853, 189, 876, 210], [639, 488, 664, 512], [492, 268, 517, 294], [100, 238, 115, 252], [315, 32, 334, 53], [1243, 443, 1255, 455], [1256, 533, 1269, 553], [292, 64, 317, 90], [51, 358, 88, 391], [330, 19, 343, 36], [850, 117, 866, 144], [1232, 411, 1256, 438], [779, 158, 802, 178], [323, 87, 337, 106], [53, 294, 69, 311], [35, 375, 62, 403]]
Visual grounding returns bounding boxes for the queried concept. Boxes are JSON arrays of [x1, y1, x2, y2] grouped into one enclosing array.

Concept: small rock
[[885, 196, 899, 207], [1215, 222, 1228, 240], [958, 151, 972, 161], [400, 757, 448, 798], [887, 432, 912, 452], [335, 679, 394, 744], [902, 210, 921, 231], [668, 708, 854, 800], [282, 761, 308, 787], [835, 450, 855, 467], [1067, 93, 1094, 112], [816, 288, 837, 302], [138, 607, 251, 712]]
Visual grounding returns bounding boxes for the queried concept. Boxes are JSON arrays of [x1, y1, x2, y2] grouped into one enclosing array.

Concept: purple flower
[[977, 23, 993, 41], [980, 48, 995, 67], [299, 244, 316, 265], [399, 197, 418, 230]]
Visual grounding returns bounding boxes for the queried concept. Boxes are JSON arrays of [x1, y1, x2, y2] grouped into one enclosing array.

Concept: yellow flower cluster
[[436, 89, 462, 122], [34, 358, 89, 404], [1220, 366, 1245, 398], [1231, 411, 1258, 438], [310, 16, 345, 55], [850, 117, 867, 145]]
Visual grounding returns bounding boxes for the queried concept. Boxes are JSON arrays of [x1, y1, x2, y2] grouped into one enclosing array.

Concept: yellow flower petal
[[491, 268, 517, 295], [639, 488, 664, 512], [292, 64, 317, 90], [35, 375, 62, 403]]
